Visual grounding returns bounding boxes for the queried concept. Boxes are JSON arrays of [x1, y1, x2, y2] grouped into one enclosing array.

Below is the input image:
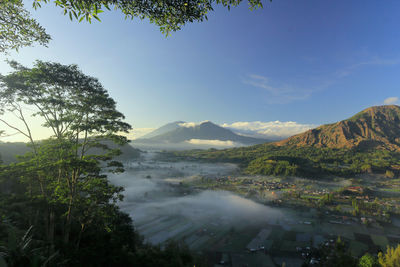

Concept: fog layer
[[108, 152, 286, 244]]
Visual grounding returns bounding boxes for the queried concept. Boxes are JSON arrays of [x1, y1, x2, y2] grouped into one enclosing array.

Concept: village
[[184, 174, 400, 225]]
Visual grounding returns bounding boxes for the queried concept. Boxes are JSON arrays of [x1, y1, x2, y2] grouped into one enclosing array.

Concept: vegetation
[[358, 253, 379, 267], [0, 0, 269, 53], [0, 61, 202, 266], [378, 244, 400, 267], [171, 105, 400, 178], [0, 0, 50, 53], [304, 239, 400, 267], [32, 0, 268, 34], [173, 145, 400, 178]]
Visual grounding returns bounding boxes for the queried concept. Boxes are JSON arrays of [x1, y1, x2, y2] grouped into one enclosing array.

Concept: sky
[[1, 0, 400, 141]]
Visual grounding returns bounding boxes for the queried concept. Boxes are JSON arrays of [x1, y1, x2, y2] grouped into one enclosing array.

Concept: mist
[[108, 152, 286, 245]]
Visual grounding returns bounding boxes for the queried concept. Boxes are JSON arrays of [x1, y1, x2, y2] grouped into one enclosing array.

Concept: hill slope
[[276, 105, 400, 151], [174, 106, 400, 177], [137, 121, 268, 145]]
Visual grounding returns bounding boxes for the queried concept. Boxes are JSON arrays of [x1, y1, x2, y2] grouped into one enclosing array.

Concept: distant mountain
[[140, 121, 185, 139], [276, 105, 400, 151], [0, 142, 30, 164], [0, 141, 141, 164], [136, 121, 268, 145]]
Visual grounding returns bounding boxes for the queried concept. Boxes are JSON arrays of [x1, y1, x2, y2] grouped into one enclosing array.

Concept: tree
[[358, 253, 378, 267], [378, 244, 400, 267], [0, 0, 51, 53], [0, 225, 59, 266], [0, 60, 131, 247], [33, 0, 269, 34], [305, 236, 358, 267], [1, 0, 269, 53]]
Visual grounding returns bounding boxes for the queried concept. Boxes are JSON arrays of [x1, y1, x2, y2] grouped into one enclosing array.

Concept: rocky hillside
[[276, 105, 400, 151]]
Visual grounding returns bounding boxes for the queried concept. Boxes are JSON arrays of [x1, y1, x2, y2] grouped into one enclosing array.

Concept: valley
[[109, 149, 400, 267], [1, 3, 400, 266], [2, 105, 400, 266]]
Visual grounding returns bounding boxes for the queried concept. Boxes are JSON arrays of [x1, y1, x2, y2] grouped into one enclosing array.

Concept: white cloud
[[222, 121, 317, 140], [123, 121, 316, 142], [184, 139, 239, 147], [124, 128, 155, 140], [383, 97, 399, 105], [178, 121, 210, 128]]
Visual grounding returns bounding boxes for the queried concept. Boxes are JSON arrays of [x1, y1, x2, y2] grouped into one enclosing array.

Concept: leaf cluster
[[33, 0, 269, 34], [0, 0, 51, 53]]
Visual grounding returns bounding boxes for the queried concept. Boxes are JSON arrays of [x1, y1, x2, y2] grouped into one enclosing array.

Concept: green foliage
[[319, 193, 333, 206], [305, 236, 358, 267], [134, 240, 201, 267], [32, 0, 269, 35], [0, 61, 204, 266], [0, 60, 130, 263], [1, 0, 269, 53], [175, 144, 400, 178], [246, 158, 298, 176], [378, 244, 400, 267], [0, 0, 51, 53], [0, 225, 58, 267], [358, 253, 378, 267]]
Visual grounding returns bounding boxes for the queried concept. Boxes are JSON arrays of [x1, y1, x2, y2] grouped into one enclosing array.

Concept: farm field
[[132, 205, 399, 266]]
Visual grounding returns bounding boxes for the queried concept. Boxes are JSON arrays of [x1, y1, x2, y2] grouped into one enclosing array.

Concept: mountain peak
[[276, 105, 400, 151], [140, 121, 186, 139], [136, 120, 268, 145], [197, 121, 216, 127], [349, 105, 400, 121]]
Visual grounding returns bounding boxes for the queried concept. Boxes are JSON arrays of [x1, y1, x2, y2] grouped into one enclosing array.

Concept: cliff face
[[276, 105, 400, 151]]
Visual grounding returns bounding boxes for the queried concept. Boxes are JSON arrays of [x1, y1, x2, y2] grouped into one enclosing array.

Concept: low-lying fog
[[108, 151, 287, 244], [131, 141, 245, 151]]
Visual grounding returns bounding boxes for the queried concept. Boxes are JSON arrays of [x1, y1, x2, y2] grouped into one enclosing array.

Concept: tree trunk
[[49, 209, 55, 252], [64, 199, 73, 244], [76, 223, 85, 250]]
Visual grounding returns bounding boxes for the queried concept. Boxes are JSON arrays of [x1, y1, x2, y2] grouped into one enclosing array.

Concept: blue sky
[[1, 0, 400, 141]]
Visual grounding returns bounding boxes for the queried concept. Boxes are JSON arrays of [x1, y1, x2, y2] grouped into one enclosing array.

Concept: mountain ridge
[[275, 105, 400, 151]]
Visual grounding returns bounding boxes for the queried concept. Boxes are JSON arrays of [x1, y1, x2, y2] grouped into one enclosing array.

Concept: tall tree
[[0, 60, 131, 246]]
